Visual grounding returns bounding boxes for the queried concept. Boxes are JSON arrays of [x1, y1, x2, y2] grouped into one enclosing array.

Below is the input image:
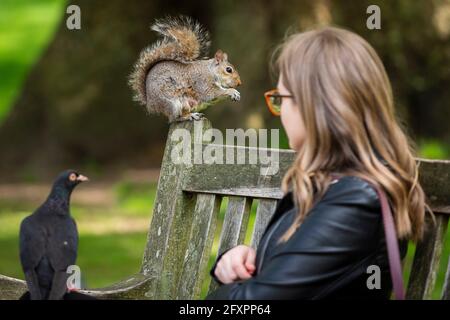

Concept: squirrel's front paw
[[228, 89, 240, 101], [190, 112, 204, 120], [173, 112, 204, 122]]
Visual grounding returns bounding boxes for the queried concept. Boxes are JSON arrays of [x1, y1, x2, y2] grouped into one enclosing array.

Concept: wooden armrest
[[0, 273, 155, 300], [79, 273, 155, 299], [0, 274, 27, 300]]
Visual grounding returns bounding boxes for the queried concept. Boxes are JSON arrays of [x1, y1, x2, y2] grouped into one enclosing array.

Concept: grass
[[0, 180, 258, 296], [403, 233, 450, 300], [0, 180, 156, 289], [0, 0, 66, 122], [418, 139, 450, 159], [200, 198, 260, 298], [0, 0, 448, 300], [0, 180, 449, 298], [0, 1, 449, 161]]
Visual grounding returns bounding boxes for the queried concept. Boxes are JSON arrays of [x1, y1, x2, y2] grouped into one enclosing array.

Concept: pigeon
[[19, 170, 88, 300]]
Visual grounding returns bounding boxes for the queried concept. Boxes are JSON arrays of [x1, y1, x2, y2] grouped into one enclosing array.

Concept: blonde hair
[[273, 26, 433, 243]]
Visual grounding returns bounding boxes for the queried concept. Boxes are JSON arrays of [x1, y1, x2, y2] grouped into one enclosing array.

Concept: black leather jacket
[[206, 175, 408, 300]]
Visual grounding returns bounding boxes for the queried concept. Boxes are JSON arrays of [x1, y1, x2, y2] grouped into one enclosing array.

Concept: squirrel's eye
[[226, 66, 233, 73]]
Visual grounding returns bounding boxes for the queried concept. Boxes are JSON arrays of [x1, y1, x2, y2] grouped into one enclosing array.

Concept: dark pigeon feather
[[19, 170, 89, 300]]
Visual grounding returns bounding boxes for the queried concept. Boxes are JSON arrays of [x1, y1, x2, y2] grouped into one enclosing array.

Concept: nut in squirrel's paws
[[230, 89, 241, 101]]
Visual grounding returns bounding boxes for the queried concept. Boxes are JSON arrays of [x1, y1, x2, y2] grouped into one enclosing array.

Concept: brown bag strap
[[330, 174, 405, 299]]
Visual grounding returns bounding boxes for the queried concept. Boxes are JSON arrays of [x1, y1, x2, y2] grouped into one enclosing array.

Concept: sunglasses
[[264, 89, 293, 116]]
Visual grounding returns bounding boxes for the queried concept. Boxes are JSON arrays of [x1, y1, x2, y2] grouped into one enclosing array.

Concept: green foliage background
[[0, 0, 448, 299]]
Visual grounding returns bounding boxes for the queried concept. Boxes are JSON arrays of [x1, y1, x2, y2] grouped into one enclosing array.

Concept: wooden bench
[[0, 118, 449, 300]]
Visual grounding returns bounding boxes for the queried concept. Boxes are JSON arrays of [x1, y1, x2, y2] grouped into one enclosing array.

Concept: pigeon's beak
[[76, 174, 89, 182]]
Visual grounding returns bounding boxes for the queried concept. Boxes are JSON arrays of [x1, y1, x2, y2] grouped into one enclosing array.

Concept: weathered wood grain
[[184, 187, 284, 199], [442, 254, 450, 300], [406, 214, 449, 299], [182, 144, 293, 197], [0, 275, 26, 300], [217, 197, 253, 256], [208, 196, 252, 294], [0, 272, 160, 300], [177, 193, 222, 299], [141, 119, 213, 299], [416, 158, 450, 214], [1, 119, 449, 300], [80, 273, 155, 299], [251, 199, 278, 249], [184, 151, 450, 214]]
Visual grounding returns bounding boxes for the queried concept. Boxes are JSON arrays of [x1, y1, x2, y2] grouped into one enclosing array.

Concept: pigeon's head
[[54, 170, 89, 192]]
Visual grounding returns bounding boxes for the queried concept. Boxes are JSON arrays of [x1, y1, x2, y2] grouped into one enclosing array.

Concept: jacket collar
[[263, 191, 295, 234]]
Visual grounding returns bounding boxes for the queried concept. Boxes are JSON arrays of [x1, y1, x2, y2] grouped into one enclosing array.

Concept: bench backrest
[[140, 119, 450, 300], [0, 118, 448, 300]]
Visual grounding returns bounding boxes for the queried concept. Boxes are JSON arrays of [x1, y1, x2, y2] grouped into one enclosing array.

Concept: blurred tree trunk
[[0, 0, 315, 179], [0, 0, 213, 178], [1, 0, 447, 180]]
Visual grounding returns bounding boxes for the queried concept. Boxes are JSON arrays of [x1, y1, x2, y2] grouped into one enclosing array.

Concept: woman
[[206, 26, 432, 300]]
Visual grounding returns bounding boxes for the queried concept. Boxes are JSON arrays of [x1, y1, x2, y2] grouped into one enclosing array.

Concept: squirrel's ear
[[214, 49, 227, 64]]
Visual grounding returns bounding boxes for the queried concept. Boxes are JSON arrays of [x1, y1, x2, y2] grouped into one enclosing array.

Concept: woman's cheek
[[281, 103, 304, 151], [288, 131, 302, 150]]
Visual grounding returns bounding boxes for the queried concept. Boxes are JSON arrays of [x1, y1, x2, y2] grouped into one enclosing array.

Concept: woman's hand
[[214, 245, 256, 284]]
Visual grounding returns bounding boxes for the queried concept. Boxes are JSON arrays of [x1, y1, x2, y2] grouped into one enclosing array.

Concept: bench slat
[[183, 152, 450, 215], [177, 193, 222, 299], [184, 187, 284, 199], [152, 191, 198, 299], [406, 214, 449, 299], [182, 145, 293, 195], [442, 253, 450, 300], [208, 196, 252, 294], [251, 199, 278, 248], [141, 120, 212, 299], [1, 119, 449, 301], [417, 159, 450, 214], [0, 275, 26, 300]]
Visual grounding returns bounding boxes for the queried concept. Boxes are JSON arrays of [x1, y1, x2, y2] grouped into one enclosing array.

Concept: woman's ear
[[214, 49, 228, 64]]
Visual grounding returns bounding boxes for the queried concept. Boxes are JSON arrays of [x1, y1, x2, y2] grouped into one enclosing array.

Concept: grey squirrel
[[129, 15, 242, 122]]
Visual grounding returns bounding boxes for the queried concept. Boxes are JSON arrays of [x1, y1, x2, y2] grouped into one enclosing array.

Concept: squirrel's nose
[[237, 79, 242, 86]]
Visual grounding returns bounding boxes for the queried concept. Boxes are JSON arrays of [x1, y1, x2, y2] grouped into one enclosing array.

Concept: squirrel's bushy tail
[[129, 15, 211, 105]]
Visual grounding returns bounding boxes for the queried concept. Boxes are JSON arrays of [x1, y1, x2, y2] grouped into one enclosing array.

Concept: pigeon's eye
[[69, 173, 77, 181], [226, 66, 233, 73]]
